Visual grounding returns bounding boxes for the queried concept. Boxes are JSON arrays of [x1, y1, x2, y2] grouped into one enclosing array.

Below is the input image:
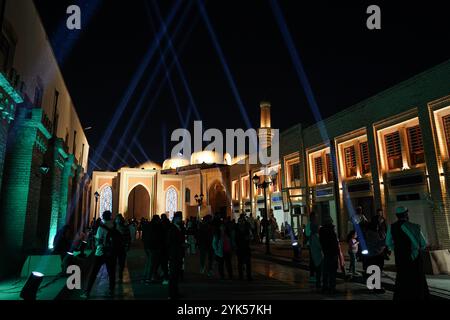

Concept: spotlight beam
[[51, 0, 104, 66], [269, 0, 327, 141], [89, 0, 183, 176], [109, 0, 194, 167], [135, 140, 151, 161], [146, 4, 187, 127], [162, 123, 167, 160], [269, 0, 369, 252], [150, 0, 202, 122], [121, 10, 202, 161], [126, 149, 141, 166], [106, 145, 131, 168], [195, 0, 257, 149], [89, 147, 114, 171]]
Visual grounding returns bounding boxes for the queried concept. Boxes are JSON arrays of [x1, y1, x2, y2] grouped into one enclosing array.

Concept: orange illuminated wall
[[164, 180, 181, 192]]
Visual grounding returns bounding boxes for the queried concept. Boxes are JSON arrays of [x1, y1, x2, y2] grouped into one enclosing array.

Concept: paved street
[[60, 242, 393, 300]]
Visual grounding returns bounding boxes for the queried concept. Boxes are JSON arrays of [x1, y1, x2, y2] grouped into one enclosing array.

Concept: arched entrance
[[127, 185, 150, 221], [209, 182, 228, 216]]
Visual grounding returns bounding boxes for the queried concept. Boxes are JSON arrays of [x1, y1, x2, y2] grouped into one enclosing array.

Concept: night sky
[[33, 0, 450, 169]]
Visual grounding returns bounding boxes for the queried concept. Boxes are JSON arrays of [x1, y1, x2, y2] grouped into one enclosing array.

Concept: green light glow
[[0, 73, 23, 104]]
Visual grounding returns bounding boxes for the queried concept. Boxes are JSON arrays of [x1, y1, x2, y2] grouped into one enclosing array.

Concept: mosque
[[89, 101, 279, 223]]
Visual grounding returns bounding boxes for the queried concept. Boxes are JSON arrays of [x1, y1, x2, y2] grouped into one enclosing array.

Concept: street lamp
[[194, 193, 204, 219], [253, 171, 276, 255], [94, 191, 100, 222]]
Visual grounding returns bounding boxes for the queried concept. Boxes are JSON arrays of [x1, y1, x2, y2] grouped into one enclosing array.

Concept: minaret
[[258, 101, 274, 150]]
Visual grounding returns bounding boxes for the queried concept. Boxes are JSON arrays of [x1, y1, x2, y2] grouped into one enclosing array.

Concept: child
[[347, 230, 359, 276]]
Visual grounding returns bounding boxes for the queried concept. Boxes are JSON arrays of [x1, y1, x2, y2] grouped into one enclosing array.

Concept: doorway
[[127, 185, 150, 221]]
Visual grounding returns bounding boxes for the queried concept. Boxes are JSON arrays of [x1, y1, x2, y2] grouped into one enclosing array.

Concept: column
[[418, 106, 449, 248], [46, 139, 65, 248], [58, 154, 74, 230], [329, 142, 343, 239], [366, 125, 383, 212], [0, 108, 50, 252]]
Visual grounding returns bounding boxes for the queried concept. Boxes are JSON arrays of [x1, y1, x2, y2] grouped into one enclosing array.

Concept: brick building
[[0, 0, 90, 278], [278, 60, 450, 249]]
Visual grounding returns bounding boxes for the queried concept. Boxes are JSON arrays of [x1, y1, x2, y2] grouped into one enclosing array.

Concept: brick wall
[[0, 108, 40, 254], [0, 120, 9, 195]]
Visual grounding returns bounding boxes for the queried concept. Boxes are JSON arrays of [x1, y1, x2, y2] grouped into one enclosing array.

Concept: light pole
[[194, 193, 204, 220], [253, 171, 277, 255], [93, 191, 100, 222]]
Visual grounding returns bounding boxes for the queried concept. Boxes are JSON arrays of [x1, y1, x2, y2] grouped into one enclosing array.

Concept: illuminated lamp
[[362, 250, 369, 255], [20, 272, 44, 300]]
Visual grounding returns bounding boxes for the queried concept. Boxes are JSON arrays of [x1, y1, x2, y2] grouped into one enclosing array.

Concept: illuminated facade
[[0, 1, 90, 277], [90, 102, 280, 224], [278, 60, 450, 249]]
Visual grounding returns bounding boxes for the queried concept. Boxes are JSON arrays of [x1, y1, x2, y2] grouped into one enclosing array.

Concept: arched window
[[100, 186, 113, 215], [165, 187, 178, 220]]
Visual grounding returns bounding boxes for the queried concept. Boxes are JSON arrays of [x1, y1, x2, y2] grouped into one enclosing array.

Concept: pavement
[[0, 275, 67, 300], [2, 240, 448, 300], [58, 241, 393, 300], [252, 239, 450, 299]]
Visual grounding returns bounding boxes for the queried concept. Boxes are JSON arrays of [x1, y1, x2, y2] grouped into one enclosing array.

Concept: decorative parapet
[[0, 72, 23, 123], [0, 72, 23, 103]]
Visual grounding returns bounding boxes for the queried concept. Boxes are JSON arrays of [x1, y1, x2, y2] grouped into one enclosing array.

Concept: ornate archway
[[127, 184, 150, 221], [99, 185, 113, 216], [165, 187, 178, 220]]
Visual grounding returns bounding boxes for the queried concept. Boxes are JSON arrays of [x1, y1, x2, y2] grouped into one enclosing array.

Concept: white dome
[[162, 157, 190, 170], [190, 151, 224, 165]]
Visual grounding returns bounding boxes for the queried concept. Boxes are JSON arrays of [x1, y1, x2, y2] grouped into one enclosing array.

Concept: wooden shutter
[[443, 115, 450, 155], [326, 153, 333, 182], [385, 132, 401, 157], [359, 141, 371, 174], [314, 157, 323, 183], [407, 125, 424, 165], [344, 146, 357, 177], [384, 131, 402, 169]]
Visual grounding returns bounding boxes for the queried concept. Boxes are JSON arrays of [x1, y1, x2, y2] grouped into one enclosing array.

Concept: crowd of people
[[71, 210, 262, 300], [52, 203, 429, 300], [305, 205, 429, 299]]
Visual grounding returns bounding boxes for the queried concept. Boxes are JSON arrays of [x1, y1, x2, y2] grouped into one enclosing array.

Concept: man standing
[[319, 216, 339, 294], [386, 206, 429, 300], [160, 213, 171, 284], [198, 215, 214, 276], [167, 211, 185, 300], [236, 214, 253, 281], [306, 212, 319, 283], [81, 211, 117, 299]]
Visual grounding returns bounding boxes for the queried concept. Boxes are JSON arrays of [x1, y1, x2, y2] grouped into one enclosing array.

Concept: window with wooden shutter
[[288, 162, 301, 187], [314, 156, 323, 184], [443, 115, 450, 156], [407, 125, 425, 165], [344, 146, 357, 177], [384, 131, 402, 170], [326, 153, 334, 182], [359, 142, 371, 174]]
